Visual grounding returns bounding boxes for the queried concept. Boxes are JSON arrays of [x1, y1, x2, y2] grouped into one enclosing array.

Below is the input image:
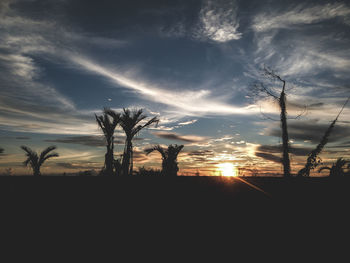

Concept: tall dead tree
[[252, 67, 293, 177]]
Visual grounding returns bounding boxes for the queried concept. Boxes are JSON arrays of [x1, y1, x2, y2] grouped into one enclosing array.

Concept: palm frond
[[40, 153, 59, 165], [23, 157, 31, 167], [95, 114, 103, 126], [133, 116, 159, 136], [39, 146, 58, 165], [96, 112, 118, 139], [145, 145, 166, 159], [173, 145, 184, 156], [21, 145, 38, 168], [104, 108, 121, 126], [39, 145, 57, 159], [21, 145, 35, 156]]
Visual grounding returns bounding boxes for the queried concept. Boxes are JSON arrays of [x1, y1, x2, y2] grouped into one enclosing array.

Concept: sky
[[0, 0, 350, 176]]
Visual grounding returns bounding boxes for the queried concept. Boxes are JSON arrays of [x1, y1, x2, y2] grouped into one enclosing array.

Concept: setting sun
[[217, 163, 237, 177]]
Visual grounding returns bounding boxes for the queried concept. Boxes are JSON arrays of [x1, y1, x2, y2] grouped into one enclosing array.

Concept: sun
[[217, 162, 237, 177]]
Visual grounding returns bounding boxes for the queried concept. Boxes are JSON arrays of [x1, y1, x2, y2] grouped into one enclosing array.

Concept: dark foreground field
[[1, 176, 349, 212], [1, 176, 349, 257]]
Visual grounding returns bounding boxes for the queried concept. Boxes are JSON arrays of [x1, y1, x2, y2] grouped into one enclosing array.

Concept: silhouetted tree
[[145, 144, 184, 176], [252, 67, 294, 177], [318, 158, 350, 177], [95, 108, 120, 175], [0, 148, 3, 154], [107, 108, 159, 176], [298, 97, 349, 177], [21, 146, 59, 176]]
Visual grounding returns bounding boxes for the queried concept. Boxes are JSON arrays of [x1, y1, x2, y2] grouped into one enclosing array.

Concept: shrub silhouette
[[145, 144, 184, 176], [21, 145, 59, 176], [106, 108, 159, 176], [318, 158, 350, 177], [135, 167, 162, 176], [95, 108, 120, 175]]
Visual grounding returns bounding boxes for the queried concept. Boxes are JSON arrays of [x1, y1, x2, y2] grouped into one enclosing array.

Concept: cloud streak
[[70, 55, 253, 116], [252, 3, 350, 32], [153, 131, 208, 143]]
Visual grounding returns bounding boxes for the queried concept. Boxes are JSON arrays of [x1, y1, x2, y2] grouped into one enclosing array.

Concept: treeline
[[3, 108, 184, 176]]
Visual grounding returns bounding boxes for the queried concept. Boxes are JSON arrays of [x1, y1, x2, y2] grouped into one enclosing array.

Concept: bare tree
[[251, 66, 296, 177]]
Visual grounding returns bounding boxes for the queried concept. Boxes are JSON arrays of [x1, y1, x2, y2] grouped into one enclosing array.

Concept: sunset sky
[[0, 0, 349, 176]]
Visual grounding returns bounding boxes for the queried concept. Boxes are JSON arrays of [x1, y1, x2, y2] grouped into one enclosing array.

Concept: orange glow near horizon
[[217, 162, 237, 177]]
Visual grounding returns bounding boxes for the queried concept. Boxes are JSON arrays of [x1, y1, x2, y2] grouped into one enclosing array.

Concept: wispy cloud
[[45, 136, 106, 147], [252, 3, 350, 32], [152, 131, 208, 143], [196, 0, 241, 42], [70, 55, 253, 116], [0, 0, 128, 135], [178, 119, 198, 126]]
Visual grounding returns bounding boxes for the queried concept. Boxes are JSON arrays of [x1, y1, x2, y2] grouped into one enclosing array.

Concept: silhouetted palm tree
[[95, 108, 120, 175], [21, 146, 59, 176], [109, 108, 159, 176], [318, 158, 350, 177], [145, 144, 184, 176]]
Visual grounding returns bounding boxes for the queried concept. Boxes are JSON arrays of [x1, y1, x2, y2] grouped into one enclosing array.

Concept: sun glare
[[217, 162, 237, 177]]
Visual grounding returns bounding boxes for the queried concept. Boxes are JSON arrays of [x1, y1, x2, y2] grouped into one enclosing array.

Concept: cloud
[[45, 136, 106, 147], [56, 162, 101, 170], [196, 0, 241, 42], [252, 3, 350, 32], [45, 135, 145, 147], [255, 152, 281, 163], [178, 119, 198, 126], [71, 55, 254, 116], [265, 119, 350, 144], [0, 1, 100, 135], [256, 145, 312, 157], [153, 131, 208, 143], [250, 2, 350, 86], [187, 150, 214, 157], [15, 137, 30, 140]]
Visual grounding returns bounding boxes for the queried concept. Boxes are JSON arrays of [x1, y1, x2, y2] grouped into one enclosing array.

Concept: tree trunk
[[103, 137, 114, 175], [279, 83, 291, 177], [122, 138, 132, 176], [33, 166, 41, 176]]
